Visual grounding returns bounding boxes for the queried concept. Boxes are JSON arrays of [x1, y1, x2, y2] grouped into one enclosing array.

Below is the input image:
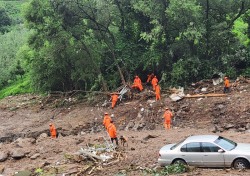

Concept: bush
[[171, 56, 202, 87], [143, 163, 186, 176]]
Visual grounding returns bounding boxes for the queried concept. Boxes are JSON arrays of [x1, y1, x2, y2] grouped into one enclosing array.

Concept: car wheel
[[233, 159, 249, 169], [173, 159, 187, 165]]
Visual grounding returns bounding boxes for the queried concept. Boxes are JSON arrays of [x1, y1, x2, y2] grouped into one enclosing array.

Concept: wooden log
[[185, 93, 227, 98]]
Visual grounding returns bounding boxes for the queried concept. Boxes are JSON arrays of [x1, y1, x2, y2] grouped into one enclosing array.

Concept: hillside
[[0, 79, 250, 175]]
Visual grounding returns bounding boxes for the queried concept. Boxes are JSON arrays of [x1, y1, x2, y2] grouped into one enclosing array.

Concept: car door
[[201, 142, 225, 167], [180, 142, 203, 166]]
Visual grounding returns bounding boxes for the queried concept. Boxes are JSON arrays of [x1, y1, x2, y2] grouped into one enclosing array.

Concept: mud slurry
[[0, 82, 250, 175]]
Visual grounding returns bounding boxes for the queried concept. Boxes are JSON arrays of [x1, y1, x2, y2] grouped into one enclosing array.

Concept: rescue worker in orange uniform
[[224, 76, 230, 93], [132, 75, 143, 91], [49, 123, 57, 138], [163, 107, 173, 130], [151, 76, 158, 90], [155, 83, 161, 101], [107, 120, 118, 146], [147, 73, 154, 83], [111, 92, 119, 109], [103, 112, 112, 129]]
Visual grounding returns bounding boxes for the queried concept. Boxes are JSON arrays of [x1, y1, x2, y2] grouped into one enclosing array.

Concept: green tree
[[0, 7, 11, 33]]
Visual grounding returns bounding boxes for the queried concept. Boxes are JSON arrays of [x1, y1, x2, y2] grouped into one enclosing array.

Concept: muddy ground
[[0, 80, 250, 176]]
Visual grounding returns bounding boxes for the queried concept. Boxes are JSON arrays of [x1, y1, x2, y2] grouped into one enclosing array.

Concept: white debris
[[169, 87, 185, 101]]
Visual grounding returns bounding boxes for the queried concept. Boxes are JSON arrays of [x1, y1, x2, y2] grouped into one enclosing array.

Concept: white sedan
[[158, 135, 250, 169]]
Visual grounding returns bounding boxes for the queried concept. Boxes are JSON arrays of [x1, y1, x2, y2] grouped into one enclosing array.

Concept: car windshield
[[214, 136, 237, 151], [170, 139, 185, 150]]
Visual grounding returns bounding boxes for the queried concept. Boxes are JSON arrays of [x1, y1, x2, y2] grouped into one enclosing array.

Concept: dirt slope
[[0, 81, 250, 175]]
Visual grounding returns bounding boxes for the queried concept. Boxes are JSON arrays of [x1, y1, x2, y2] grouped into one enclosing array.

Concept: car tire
[[173, 159, 187, 165], [233, 159, 249, 169]]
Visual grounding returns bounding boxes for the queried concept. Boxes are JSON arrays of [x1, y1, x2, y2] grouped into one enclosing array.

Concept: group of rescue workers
[[48, 75, 231, 147], [111, 74, 161, 109], [103, 74, 174, 146]]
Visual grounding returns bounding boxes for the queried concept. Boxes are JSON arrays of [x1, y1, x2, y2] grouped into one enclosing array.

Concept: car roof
[[184, 135, 219, 143]]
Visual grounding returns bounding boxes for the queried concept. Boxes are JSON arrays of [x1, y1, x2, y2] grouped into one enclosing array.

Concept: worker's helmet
[[135, 75, 138, 78], [49, 123, 52, 126], [104, 112, 108, 115], [224, 76, 228, 79], [165, 107, 169, 110]]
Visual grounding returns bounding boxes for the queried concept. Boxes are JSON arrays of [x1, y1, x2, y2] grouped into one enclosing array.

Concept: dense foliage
[[0, 0, 250, 94], [0, 1, 30, 91]]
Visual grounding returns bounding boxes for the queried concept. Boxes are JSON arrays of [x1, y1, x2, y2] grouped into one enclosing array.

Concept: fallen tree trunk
[[185, 93, 227, 98]]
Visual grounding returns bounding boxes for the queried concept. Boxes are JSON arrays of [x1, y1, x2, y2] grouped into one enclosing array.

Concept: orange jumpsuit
[[103, 114, 112, 129], [132, 76, 143, 91], [155, 84, 161, 100], [107, 123, 118, 145], [163, 110, 173, 130], [147, 73, 154, 83], [224, 78, 230, 93], [49, 124, 57, 138], [111, 94, 119, 108], [224, 79, 230, 87], [107, 123, 117, 138], [151, 76, 158, 90]]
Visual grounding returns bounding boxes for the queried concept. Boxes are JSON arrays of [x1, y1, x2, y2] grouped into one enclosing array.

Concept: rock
[[11, 149, 26, 159], [237, 127, 246, 132], [211, 126, 217, 133], [0, 134, 14, 143], [133, 122, 145, 131], [15, 138, 36, 147], [185, 165, 196, 172], [0, 165, 4, 174], [35, 161, 50, 169], [143, 135, 158, 141], [246, 123, 250, 130], [0, 152, 8, 162], [224, 123, 234, 130], [217, 126, 224, 132], [30, 153, 40, 160], [217, 104, 225, 109], [39, 133, 48, 138], [36, 133, 48, 142], [14, 170, 32, 176], [125, 121, 134, 131]]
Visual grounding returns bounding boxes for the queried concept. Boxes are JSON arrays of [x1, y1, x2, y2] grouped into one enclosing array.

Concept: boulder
[[11, 149, 26, 159], [15, 138, 35, 147], [30, 153, 40, 160], [36, 133, 48, 142], [224, 123, 234, 130], [0, 152, 8, 162], [237, 127, 246, 132]]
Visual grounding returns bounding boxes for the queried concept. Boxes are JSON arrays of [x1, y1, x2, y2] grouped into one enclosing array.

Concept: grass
[[0, 75, 34, 99]]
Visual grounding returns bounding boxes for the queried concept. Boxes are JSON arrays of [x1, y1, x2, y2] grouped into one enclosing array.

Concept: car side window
[[181, 142, 201, 152], [201, 142, 220, 152]]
